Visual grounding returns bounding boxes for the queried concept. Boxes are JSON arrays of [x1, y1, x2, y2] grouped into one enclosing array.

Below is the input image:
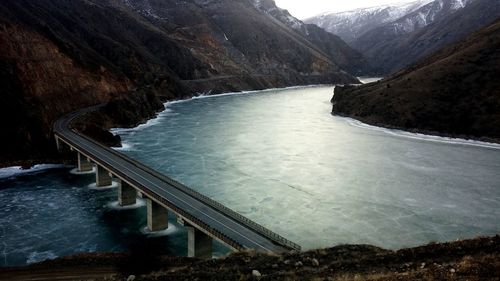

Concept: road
[[54, 106, 300, 253]]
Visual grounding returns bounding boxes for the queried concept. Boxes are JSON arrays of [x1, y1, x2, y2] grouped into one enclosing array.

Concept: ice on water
[[115, 85, 500, 250]]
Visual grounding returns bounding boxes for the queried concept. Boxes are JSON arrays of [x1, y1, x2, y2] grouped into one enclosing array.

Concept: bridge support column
[[96, 165, 112, 187], [118, 181, 137, 206], [55, 137, 67, 153], [147, 199, 168, 232], [78, 153, 93, 172], [187, 227, 212, 258]]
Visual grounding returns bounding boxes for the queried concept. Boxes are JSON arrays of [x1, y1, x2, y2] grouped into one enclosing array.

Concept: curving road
[[54, 106, 300, 253]]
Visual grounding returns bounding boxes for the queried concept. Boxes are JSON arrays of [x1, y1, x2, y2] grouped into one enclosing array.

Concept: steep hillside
[[305, 0, 432, 43], [0, 18, 133, 165], [352, 0, 500, 74], [332, 19, 500, 142], [253, 0, 375, 75], [0, 0, 366, 166]]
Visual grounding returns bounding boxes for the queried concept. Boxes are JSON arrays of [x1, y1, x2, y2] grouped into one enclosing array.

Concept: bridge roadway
[[54, 106, 300, 254]]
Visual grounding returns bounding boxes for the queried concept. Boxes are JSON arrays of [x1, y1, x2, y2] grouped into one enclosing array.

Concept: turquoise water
[[1, 86, 499, 266]]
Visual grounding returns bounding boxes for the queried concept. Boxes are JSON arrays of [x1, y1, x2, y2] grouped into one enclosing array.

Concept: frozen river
[[1, 85, 499, 266]]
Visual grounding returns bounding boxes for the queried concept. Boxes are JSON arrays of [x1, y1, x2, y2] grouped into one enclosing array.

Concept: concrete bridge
[[54, 106, 300, 258]]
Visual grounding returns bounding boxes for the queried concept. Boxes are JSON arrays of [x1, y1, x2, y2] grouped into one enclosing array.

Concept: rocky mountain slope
[[305, 0, 432, 44], [307, 0, 499, 75], [332, 18, 500, 142], [0, 0, 369, 167], [352, 0, 500, 74], [253, 0, 375, 75]]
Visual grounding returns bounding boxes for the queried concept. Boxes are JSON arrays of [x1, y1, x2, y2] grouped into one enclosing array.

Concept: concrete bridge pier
[[147, 199, 168, 232], [55, 136, 70, 153], [118, 180, 137, 206], [78, 153, 93, 172], [187, 227, 213, 258], [96, 165, 112, 187]]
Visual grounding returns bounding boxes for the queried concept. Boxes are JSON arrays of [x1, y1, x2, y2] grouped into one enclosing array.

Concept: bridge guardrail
[[59, 106, 301, 252], [55, 130, 244, 251]]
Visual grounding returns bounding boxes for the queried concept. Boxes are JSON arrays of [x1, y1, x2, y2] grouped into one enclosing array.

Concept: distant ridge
[[305, 0, 433, 43], [307, 0, 499, 74]]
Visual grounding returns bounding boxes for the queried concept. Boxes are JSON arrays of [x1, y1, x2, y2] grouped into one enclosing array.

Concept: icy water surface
[[114, 86, 500, 249], [0, 168, 226, 266], [1, 85, 499, 266]]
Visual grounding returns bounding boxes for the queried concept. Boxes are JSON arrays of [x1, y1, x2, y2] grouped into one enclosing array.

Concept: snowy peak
[[304, 0, 474, 43], [387, 0, 476, 35], [305, 0, 433, 43]]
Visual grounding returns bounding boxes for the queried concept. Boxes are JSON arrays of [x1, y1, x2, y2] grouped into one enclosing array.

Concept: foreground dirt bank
[[1, 236, 498, 280]]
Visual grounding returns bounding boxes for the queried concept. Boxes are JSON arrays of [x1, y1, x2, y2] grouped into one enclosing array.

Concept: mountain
[[0, 0, 372, 166], [253, 0, 376, 75], [331, 18, 500, 142], [305, 0, 433, 44], [351, 0, 500, 74], [307, 0, 499, 75]]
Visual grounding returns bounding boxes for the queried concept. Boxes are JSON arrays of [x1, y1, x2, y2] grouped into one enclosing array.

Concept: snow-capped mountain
[[307, 0, 493, 74], [305, 0, 433, 43], [350, 0, 482, 74], [360, 0, 476, 38]]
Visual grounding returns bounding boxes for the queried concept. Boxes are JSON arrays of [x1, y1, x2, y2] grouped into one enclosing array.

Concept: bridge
[[54, 106, 301, 258]]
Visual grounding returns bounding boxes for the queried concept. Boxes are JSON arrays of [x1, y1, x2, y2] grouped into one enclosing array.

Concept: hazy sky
[[274, 0, 418, 19]]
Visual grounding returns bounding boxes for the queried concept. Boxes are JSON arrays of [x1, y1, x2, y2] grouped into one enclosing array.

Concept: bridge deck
[[54, 106, 300, 253]]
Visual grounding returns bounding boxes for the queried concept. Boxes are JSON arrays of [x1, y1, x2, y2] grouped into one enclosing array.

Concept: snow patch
[[27, 251, 58, 264], [0, 164, 66, 180]]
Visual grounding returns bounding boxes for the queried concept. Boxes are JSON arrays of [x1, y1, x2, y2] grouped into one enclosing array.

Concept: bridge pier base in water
[[77, 153, 93, 172], [187, 227, 212, 258], [96, 165, 112, 187], [119, 181, 137, 206], [147, 199, 168, 232]]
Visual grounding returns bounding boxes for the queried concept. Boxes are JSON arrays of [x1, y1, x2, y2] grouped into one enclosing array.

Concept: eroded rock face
[[0, 21, 131, 164]]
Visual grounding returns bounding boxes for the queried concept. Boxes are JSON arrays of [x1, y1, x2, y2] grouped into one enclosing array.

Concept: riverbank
[[338, 115, 500, 149], [1, 236, 498, 280], [331, 20, 500, 144]]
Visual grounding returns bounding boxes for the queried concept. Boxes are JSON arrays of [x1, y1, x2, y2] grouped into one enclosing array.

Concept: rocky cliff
[[0, 0, 369, 166], [332, 19, 500, 142], [0, 19, 133, 165]]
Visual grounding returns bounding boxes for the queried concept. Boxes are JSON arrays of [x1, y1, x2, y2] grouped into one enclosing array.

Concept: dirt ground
[[0, 236, 498, 280]]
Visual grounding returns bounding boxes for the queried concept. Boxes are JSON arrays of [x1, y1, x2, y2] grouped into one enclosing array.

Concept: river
[[1, 85, 499, 266]]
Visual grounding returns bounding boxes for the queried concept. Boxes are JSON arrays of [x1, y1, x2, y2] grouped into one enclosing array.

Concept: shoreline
[[0, 164, 70, 180], [113, 83, 500, 151], [339, 116, 500, 150], [110, 84, 333, 134]]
